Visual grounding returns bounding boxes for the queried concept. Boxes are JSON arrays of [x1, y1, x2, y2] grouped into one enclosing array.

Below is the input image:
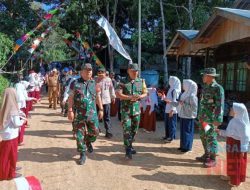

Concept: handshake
[[129, 95, 141, 102]]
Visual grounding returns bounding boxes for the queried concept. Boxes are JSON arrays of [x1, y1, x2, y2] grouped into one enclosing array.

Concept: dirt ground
[[1, 97, 250, 190]]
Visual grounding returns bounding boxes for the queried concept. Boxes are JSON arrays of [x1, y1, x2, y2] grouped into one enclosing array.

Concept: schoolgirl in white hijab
[[218, 103, 250, 186], [169, 79, 198, 152], [162, 76, 181, 142], [178, 79, 198, 119], [219, 103, 250, 151]]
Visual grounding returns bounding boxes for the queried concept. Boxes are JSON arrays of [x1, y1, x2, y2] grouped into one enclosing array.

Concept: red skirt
[[26, 100, 33, 112], [110, 99, 119, 117], [0, 138, 18, 180], [34, 90, 40, 100], [139, 108, 144, 128], [18, 124, 25, 145], [226, 137, 247, 186], [140, 106, 156, 132]]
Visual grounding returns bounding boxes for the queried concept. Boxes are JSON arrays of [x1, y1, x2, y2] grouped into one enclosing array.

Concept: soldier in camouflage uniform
[[116, 64, 147, 159], [68, 63, 103, 165], [59, 67, 69, 116], [196, 68, 224, 168]]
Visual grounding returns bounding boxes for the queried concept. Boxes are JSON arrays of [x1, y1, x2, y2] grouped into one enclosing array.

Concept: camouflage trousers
[[121, 114, 140, 148], [73, 117, 99, 153], [199, 123, 218, 159]]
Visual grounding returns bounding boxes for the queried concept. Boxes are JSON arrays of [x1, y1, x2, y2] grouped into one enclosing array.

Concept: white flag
[[97, 16, 132, 63]]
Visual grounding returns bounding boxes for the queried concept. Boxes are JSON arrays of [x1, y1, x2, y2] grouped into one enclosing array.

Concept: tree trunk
[[186, 57, 191, 79], [160, 0, 168, 86], [106, 3, 110, 70], [107, 0, 118, 72], [188, 0, 193, 29], [110, 0, 118, 72], [186, 0, 193, 79]]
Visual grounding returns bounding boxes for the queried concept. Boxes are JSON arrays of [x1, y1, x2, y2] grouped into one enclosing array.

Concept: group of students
[[0, 70, 44, 180], [160, 76, 198, 153], [155, 73, 250, 187], [0, 66, 249, 188]]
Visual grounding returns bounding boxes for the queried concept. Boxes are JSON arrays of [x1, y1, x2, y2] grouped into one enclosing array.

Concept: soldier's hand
[[98, 110, 104, 120], [68, 111, 74, 121], [215, 128, 220, 134], [130, 95, 140, 102], [213, 121, 221, 127]]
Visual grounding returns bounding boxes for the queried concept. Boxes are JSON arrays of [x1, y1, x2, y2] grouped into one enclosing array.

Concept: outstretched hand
[[68, 111, 74, 122]]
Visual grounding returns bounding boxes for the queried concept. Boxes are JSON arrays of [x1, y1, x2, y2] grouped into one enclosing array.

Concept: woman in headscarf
[[162, 76, 181, 143], [218, 103, 250, 187], [168, 79, 198, 152], [0, 88, 26, 180]]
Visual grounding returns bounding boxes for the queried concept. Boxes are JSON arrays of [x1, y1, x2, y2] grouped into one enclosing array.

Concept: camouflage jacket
[[69, 78, 100, 120], [117, 77, 147, 116], [198, 80, 224, 123]]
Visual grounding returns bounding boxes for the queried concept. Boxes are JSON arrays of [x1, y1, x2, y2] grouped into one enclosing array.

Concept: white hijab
[[168, 76, 181, 94], [226, 103, 250, 142], [15, 82, 26, 109], [180, 79, 197, 101]]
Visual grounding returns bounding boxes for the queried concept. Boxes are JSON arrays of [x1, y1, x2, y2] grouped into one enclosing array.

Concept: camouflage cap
[[128, 63, 139, 71], [97, 66, 106, 72], [201, 67, 219, 77], [81, 63, 92, 70]]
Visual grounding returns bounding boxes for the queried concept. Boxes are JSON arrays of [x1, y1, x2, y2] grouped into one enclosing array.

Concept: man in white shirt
[[95, 66, 116, 138]]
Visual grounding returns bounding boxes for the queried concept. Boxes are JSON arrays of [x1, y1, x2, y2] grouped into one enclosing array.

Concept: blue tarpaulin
[[141, 70, 159, 87]]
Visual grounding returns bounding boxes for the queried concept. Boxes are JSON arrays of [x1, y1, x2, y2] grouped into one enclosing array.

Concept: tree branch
[[155, 0, 189, 14]]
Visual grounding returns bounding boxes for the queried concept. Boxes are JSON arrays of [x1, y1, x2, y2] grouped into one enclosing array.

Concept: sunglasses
[[98, 71, 105, 73]]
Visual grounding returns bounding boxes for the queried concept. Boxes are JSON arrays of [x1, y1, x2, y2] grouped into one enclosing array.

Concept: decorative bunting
[[28, 25, 54, 54], [14, 22, 43, 52]]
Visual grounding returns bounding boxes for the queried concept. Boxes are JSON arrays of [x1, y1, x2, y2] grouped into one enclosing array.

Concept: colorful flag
[[96, 16, 132, 63], [43, 7, 59, 20], [14, 22, 44, 52]]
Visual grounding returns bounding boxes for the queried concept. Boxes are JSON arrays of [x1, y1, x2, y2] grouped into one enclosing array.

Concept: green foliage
[[131, 30, 157, 49], [42, 29, 71, 63], [0, 33, 13, 68], [0, 75, 10, 104], [193, 3, 210, 29]]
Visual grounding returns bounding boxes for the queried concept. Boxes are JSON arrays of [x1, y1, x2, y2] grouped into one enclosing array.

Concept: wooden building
[[166, 6, 250, 103]]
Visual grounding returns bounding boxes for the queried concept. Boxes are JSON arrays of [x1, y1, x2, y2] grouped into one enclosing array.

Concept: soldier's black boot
[[195, 154, 207, 162], [131, 146, 136, 154], [125, 148, 132, 159], [78, 152, 86, 165], [204, 158, 216, 168], [86, 142, 93, 153]]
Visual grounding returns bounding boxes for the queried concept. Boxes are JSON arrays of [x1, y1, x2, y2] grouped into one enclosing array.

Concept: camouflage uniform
[[117, 77, 147, 149], [198, 80, 224, 160], [60, 75, 69, 113], [69, 78, 100, 153]]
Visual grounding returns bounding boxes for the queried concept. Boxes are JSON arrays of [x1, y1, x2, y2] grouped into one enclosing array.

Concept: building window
[[225, 63, 234, 91], [236, 62, 247, 92], [217, 64, 224, 85]]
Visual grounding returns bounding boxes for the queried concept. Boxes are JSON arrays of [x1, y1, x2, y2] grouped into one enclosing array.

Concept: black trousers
[[103, 104, 112, 133]]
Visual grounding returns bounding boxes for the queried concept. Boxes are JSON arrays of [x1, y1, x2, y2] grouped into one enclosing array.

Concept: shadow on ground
[[132, 171, 231, 190]]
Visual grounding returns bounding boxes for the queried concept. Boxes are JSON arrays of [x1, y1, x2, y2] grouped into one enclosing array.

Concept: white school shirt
[[0, 115, 25, 140], [164, 89, 179, 114]]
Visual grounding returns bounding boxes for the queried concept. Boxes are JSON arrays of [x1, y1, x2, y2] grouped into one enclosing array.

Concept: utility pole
[[138, 0, 141, 76]]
